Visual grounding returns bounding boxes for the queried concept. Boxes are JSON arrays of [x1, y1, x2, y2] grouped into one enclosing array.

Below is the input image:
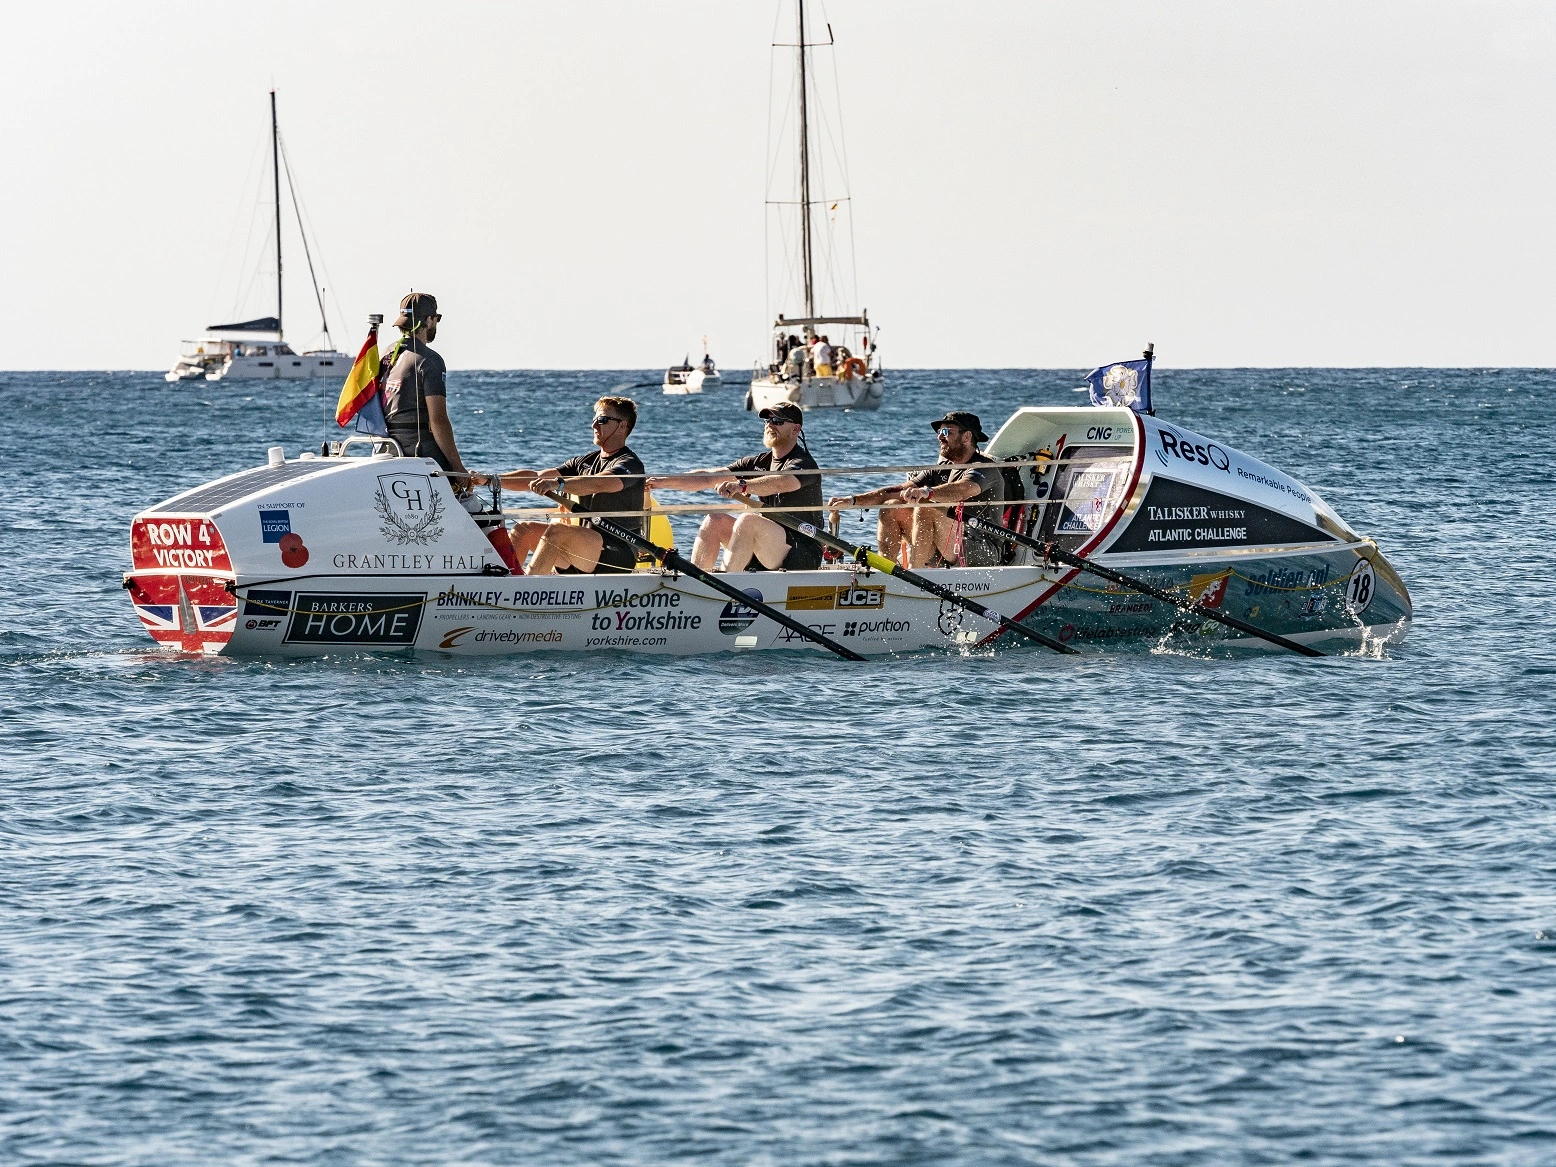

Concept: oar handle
[[963, 516, 1323, 658]]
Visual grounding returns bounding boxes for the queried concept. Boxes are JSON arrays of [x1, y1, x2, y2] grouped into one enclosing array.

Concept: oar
[[962, 515, 1323, 657], [533, 490, 864, 662], [742, 501, 1078, 655]]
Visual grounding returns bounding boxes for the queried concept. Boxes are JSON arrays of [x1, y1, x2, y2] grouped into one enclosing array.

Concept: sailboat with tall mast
[[748, 0, 883, 413], [165, 91, 347, 383]]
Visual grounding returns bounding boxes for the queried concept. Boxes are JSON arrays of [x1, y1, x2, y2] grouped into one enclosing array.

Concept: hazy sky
[[4, 1, 1553, 370]]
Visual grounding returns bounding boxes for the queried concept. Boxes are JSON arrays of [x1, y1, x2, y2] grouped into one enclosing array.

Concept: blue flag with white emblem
[[1086, 358, 1152, 414]]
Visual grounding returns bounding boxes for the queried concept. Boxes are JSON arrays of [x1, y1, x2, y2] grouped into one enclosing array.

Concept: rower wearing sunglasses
[[829, 410, 1006, 568], [647, 402, 823, 573], [500, 396, 645, 574]]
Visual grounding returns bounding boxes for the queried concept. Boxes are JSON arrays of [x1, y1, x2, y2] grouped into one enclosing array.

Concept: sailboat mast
[[796, 0, 814, 317], [270, 89, 283, 340]]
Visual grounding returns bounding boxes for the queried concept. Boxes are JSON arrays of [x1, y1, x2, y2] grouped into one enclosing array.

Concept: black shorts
[[748, 533, 823, 572], [557, 530, 638, 574], [960, 532, 1005, 568]]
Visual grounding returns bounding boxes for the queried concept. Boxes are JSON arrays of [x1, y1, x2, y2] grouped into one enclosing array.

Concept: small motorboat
[[663, 351, 720, 395], [123, 406, 1410, 658]]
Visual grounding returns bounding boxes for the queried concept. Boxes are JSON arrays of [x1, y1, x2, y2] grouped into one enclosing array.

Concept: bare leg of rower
[[908, 507, 959, 568], [724, 513, 789, 573], [692, 513, 735, 571], [878, 506, 913, 562], [528, 525, 605, 575], [509, 521, 549, 570]]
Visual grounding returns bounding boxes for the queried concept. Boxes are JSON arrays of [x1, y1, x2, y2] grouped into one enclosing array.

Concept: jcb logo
[[786, 584, 886, 611], [837, 586, 885, 609]]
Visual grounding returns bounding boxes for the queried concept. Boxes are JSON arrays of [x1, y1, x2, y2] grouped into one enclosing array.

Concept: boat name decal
[[145, 546, 225, 569], [131, 518, 234, 573]]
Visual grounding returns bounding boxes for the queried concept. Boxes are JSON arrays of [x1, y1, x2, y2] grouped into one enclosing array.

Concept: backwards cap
[[394, 292, 438, 331]]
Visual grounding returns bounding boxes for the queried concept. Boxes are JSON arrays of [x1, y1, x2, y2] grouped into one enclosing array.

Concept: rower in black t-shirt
[[500, 396, 646, 574], [828, 410, 1006, 568], [647, 402, 823, 572]]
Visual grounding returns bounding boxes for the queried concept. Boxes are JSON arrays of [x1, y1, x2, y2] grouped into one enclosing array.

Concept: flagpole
[[1143, 341, 1155, 415]]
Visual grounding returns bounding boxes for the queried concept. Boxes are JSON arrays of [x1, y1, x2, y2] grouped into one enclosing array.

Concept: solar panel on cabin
[[146, 462, 334, 514]]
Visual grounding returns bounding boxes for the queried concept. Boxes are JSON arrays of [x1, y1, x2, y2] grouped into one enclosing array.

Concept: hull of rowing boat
[[146, 538, 1403, 658], [123, 408, 1412, 659]]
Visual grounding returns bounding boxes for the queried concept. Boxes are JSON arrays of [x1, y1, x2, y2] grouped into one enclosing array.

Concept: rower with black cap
[[829, 410, 1005, 568], [500, 396, 645, 575], [381, 291, 472, 481], [647, 402, 823, 572]]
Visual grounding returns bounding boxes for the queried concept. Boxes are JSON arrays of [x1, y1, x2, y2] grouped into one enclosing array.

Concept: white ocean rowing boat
[[123, 405, 1411, 658]]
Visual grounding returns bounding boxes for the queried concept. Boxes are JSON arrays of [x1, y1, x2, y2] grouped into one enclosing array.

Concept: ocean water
[[3, 367, 1555, 1165]]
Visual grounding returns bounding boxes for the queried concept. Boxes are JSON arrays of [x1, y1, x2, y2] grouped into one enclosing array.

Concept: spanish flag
[[335, 323, 382, 427]]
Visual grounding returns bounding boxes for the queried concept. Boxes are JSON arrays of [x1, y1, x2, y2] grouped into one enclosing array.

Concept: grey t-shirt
[[907, 452, 1006, 565], [381, 340, 451, 468], [907, 452, 1005, 514]]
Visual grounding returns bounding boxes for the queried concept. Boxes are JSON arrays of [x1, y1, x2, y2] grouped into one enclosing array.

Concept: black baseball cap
[[929, 411, 988, 443], [394, 291, 438, 331], [759, 403, 804, 425]]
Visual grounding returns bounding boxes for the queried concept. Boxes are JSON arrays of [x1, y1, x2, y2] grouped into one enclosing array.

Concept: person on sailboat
[[829, 411, 1005, 568], [813, 335, 834, 378], [500, 397, 645, 575], [382, 292, 473, 483], [646, 403, 823, 573]]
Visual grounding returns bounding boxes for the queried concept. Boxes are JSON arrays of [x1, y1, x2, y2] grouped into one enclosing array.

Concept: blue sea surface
[[3, 367, 1555, 1165]]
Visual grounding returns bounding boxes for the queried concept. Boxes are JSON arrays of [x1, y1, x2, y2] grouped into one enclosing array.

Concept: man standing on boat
[[830, 411, 1005, 568], [647, 403, 823, 573], [501, 396, 645, 575], [382, 292, 472, 481]]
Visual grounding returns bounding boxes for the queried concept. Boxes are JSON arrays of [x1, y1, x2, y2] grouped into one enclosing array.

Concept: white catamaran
[[748, 0, 884, 414], [165, 91, 346, 384]]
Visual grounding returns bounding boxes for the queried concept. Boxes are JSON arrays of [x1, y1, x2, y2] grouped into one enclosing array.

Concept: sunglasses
[[592, 415, 625, 427], [937, 426, 960, 438]]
